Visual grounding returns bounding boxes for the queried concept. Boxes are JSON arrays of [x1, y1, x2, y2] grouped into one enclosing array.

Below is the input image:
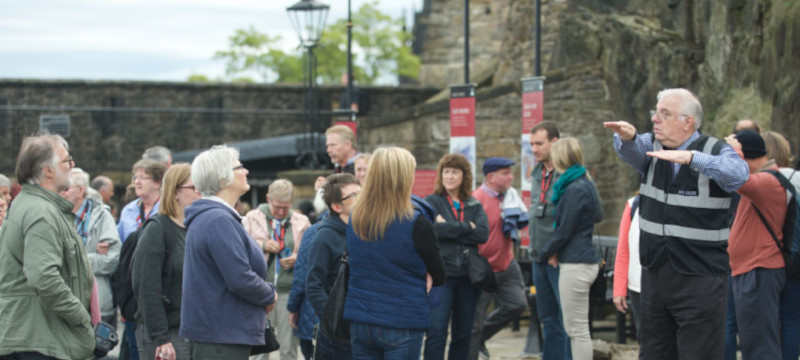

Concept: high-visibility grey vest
[[638, 135, 731, 276]]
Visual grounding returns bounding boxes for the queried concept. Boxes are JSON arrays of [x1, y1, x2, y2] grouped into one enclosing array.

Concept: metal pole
[[347, 0, 355, 121], [464, 0, 470, 83], [535, 0, 541, 76]]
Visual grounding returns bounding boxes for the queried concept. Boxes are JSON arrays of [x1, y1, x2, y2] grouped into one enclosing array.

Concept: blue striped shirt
[[613, 131, 748, 193]]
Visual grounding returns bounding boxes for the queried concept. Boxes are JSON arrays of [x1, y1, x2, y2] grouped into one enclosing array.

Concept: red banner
[[412, 170, 437, 198], [334, 121, 357, 136], [521, 78, 544, 133], [450, 85, 476, 137]]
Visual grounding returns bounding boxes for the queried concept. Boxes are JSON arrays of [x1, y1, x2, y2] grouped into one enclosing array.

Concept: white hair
[[143, 146, 172, 165], [191, 145, 240, 197], [0, 174, 10, 187], [657, 88, 703, 130], [69, 168, 90, 189]]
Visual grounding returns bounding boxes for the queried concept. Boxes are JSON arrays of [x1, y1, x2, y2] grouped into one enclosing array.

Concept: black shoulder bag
[[321, 245, 351, 341]]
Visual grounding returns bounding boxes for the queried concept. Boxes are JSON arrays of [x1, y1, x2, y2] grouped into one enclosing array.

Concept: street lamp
[[287, 0, 330, 168]]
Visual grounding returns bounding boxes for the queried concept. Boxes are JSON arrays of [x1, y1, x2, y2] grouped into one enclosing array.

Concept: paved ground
[[106, 317, 640, 360]]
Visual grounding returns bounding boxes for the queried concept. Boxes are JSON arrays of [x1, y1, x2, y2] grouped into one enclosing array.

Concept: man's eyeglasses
[[339, 192, 360, 202], [650, 110, 687, 121], [132, 175, 153, 182], [60, 155, 74, 167]]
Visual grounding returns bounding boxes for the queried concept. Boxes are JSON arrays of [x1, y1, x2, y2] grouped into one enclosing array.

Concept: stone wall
[[0, 80, 439, 179], [404, 0, 800, 234]]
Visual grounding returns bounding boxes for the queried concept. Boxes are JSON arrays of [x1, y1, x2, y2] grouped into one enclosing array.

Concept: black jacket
[[424, 193, 490, 277], [131, 214, 186, 346], [537, 176, 602, 264], [305, 215, 348, 319]]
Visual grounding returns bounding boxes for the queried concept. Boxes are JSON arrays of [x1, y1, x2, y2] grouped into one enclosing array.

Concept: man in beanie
[[724, 129, 787, 359], [469, 157, 528, 360], [604, 88, 748, 359]]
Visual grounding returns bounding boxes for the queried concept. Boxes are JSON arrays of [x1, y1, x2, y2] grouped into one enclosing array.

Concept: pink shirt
[[729, 165, 787, 276], [473, 185, 514, 272]]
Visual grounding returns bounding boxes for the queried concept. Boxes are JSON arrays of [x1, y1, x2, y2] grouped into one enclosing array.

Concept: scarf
[[551, 164, 586, 206]]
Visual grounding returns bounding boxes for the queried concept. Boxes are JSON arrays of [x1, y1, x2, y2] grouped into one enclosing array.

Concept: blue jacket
[[537, 176, 603, 264], [305, 215, 348, 320], [344, 213, 431, 330], [287, 222, 322, 340], [179, 199, 277, 345]]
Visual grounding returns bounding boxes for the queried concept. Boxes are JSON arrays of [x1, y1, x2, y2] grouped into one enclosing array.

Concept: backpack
[[751, 169, 800, 280], [111, 217, 161, 321]]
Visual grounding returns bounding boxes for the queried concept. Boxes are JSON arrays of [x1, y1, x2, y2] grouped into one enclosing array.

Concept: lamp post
[[287, 0, 330, 169], [287, 0, 330, 128]]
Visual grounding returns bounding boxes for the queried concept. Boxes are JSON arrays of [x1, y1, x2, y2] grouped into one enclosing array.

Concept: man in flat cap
[[469, 157, 528, 360]]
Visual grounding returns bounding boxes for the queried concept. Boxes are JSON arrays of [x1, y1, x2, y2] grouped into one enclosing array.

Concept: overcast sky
[[0, 0, 420, 82]]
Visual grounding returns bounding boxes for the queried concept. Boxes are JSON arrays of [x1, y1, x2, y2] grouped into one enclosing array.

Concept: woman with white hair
[[537, 137, 603, 360], [179, 145, 277, 360]]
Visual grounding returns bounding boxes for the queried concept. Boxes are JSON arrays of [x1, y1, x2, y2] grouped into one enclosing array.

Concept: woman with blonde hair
[[344, 147, 446, 359], [132, 163, 201, 360], [537, 137, 602, 360]]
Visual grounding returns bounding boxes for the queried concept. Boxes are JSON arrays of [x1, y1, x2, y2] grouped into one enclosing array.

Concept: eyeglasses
[[132, 175, 153, 182], [60, 155, 75, 167], [339, 191, 360, 202], [177, 185, 196, 190], [232, 164, 245, 171], [650, 110, 687, 121]]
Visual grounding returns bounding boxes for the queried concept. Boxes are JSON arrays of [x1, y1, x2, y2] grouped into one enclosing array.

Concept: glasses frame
[[338, 191, 360, 202]]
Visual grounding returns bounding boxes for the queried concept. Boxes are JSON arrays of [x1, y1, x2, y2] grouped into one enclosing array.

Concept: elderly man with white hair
[[0, 134, 95, 360], [61, 168, 121, 327], [180, 145, 277, 360], [604, 88, 749, 359]]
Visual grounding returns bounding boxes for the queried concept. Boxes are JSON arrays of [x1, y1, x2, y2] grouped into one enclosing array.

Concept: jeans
[[350, 321, 424, 360], [314, 326, 352, 360], [299, 339, 313, 360], [782, 278, 800, 360], [724, 275, 738, 360], [532, 261, 571, 360], [424, 276, 479, 360], [125, 320, 140, 360]]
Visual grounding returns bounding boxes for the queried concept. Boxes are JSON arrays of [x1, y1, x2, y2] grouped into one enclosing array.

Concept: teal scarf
[[551, 164, 586, 206]]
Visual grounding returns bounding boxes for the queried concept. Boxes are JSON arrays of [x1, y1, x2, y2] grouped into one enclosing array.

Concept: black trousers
[[640, 264, 726, 360]]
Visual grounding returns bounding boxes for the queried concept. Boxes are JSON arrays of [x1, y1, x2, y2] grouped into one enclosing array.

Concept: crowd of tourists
[[0, 87, 799, 360]]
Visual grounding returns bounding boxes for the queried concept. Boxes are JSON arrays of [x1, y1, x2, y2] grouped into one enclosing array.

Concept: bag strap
[[752, 204, 787, 254]]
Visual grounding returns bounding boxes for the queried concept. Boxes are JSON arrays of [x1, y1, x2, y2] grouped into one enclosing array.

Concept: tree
[[209, 2, 419, 85]]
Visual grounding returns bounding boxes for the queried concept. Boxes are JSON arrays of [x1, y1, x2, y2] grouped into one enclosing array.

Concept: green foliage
[[207, 2, 419, 85]]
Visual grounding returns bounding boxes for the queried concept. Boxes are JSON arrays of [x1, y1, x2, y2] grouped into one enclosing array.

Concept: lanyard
[[446, 195, 464, 222], [539, 168, 554, 203], [272, 220, 286, 251], [135, 197, 159, 229]]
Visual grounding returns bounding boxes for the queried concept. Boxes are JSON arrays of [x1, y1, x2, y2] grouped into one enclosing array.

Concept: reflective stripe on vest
[[639, 218, 730, 241], [640, 136, 730, 242]]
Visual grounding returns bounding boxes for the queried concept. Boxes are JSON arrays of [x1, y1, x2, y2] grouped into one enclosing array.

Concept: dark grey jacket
[[537, 176, 602, 264], [424, 193, 489, 277]]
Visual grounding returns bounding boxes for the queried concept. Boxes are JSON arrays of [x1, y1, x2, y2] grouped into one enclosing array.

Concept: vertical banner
[[520, 77, 544, 248], [412, 169, 438, 198], [450, 84, 477, 189], [334, 120, 357, 136]]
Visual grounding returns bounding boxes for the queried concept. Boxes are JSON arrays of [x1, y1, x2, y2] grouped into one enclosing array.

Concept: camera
[[93, 321, 119, 358]]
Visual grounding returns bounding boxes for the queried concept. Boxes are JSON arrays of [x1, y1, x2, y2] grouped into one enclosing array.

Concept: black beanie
[[735, 130, 767, 159]]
